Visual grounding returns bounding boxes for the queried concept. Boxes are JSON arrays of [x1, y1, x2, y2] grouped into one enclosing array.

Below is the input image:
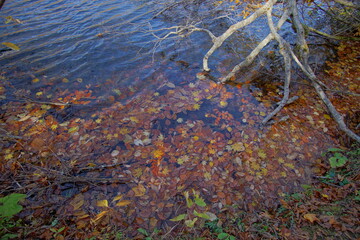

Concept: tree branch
[[202, 0, 278, 72], [262, 3, 292, 124], [220, 8, 290, 83], [289, 0, 360, 143]]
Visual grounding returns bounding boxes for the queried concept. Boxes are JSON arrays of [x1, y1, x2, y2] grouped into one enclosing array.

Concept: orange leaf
[[92, 210, 108, 223]]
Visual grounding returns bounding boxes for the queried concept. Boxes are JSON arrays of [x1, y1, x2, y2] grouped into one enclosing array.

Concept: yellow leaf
[[193, 136, 199, 141], [284, 163, 294, 169], [5, 153, 13, 160], [68, 126, 79, 133], [130, 116, 138, 123], [231, 142, 245, 152], [95, 118, 102, 124], [112, 195, 123, 202], [132, 184, 146, 197], [92, 210, 108, 223], [36, 91, 43, 96], [193, 104, 200, 110], [2, 42, 20, 51], [161, 166, 170, 175], [32, 78, 39, 83], [153, 149, 164, 159], [303, 213, 319, 223], [116, 200, 132, 207], [50, 124, 58, 131], [220, 101, 228, 107], [96, 199, 108, 208], [251, 162, 261, 171], [258, 149, 267, 159]]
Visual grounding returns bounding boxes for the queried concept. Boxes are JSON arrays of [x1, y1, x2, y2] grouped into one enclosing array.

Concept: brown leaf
[[70, 194, 84, 211], [303, 213, 319, 223], [30, 137, 46, 151]]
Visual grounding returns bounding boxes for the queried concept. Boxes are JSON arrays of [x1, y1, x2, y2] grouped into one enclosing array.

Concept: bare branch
[[262, 3, 292, 124], [221, 8, 290, 83], [202, 0, 278, 72]]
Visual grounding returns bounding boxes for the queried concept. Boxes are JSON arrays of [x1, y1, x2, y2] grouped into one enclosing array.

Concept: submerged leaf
[[116, 200, 131, 206], [2, 42, 20, 51], [96, 199, 109, 208]]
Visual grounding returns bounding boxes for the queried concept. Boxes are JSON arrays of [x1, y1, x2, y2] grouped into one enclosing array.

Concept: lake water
[[0, 0, 336, 237]]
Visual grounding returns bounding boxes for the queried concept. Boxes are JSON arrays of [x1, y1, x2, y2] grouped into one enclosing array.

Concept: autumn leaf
[[112, 195, 123, 202], [2, 42, 20, 51], [303, 213, 319, 223], [116, 200, 132, 207], [193, 104, 201, 110], [68, 126, 79, 133], [132, 184, 146, 197], [92, 210, 108, 223], [96, 200, 108, 208], [231, 142, 245, 152], [220, 101, 228, 107], [153, 149, 164, 159]]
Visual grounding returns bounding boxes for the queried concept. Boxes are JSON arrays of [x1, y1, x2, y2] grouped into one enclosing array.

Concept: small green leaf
[[327, 148, 345, 152], [194, 197, 206, 207], [184, 191, 194, 208], [2, 42, 20, 51], [218, 232, 229, 239], [137, 228, 149, 236], [1, 233, 19, 240], [68, 126, 79, 133], [193, 210, 210, 220], [329, 152, 347, 168], [185, 217, 197, 228], [170, 213, 186, 221]]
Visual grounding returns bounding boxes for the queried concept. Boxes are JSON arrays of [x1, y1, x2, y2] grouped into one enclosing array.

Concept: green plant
[[217, 232, 236, 240], [170, 189, 217, 228], [137, 227, 160, 240], [0, 193, 26, 240], [326, 148, 347, 168]]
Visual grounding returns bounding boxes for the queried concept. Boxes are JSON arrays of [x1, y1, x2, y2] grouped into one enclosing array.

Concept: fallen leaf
[[116, 200, 132, 207], [2, 42, 20, 51], [70, 194, 84, 211], [92, 210, 108, 223], [132, 184, 146, 197], [304, 213, 319, 223], [96, 200, 108, 207]]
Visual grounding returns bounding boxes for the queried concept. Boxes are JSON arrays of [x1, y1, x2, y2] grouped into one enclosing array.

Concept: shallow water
[[0, 0, 337, 237]]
